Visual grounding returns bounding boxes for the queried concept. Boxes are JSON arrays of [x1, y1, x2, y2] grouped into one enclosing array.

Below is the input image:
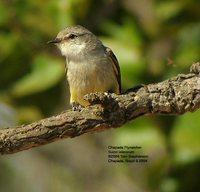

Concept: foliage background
[[0, 0, 200, 191]]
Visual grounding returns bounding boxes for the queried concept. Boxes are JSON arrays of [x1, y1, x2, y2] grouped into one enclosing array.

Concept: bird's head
[[48, 25, 100, 59]]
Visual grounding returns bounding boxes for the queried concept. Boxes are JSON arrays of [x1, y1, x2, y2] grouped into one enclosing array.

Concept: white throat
[[59, 42, 86, 57]]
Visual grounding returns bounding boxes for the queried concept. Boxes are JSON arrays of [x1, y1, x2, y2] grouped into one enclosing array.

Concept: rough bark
[[0, 62, 200, 155]]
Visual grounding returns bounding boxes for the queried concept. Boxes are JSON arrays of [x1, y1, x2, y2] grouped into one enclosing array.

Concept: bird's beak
[[47, 38, 62, 44]]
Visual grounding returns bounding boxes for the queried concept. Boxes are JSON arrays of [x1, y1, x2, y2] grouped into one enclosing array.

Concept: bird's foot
[[72, 103, 83, 111]]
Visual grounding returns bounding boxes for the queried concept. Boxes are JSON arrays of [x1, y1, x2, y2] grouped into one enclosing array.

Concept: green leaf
[[175, 23, 200, 67], [156, 1, 184, 21], [113, 118, 166, 154], [0, 3, 8, 25], [11, 54, 64, 97], [171, 110, 200, 164]]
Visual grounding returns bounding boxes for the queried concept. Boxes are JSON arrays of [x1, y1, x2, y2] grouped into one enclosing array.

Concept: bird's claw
[[72, 103, 83, 111]]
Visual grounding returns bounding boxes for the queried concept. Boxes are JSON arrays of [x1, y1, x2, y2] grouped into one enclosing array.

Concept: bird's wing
[[105, 47, 121, 93]]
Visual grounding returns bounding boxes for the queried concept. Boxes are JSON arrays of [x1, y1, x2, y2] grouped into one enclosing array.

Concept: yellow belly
[[67, 61, 119, 106], [70, 82, 119, 106]]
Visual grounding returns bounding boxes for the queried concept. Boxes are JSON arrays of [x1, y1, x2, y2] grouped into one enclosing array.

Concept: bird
[[48, 25, 121, 109]]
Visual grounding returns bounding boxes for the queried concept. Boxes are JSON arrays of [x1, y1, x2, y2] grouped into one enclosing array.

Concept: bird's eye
[[68, 34, 77, 39]]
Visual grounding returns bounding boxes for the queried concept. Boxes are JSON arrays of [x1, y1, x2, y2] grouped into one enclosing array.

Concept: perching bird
[[48, 25, 121, 109]]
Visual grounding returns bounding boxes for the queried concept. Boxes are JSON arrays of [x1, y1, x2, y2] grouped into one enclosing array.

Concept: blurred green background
[[0, 0, 200, 191]]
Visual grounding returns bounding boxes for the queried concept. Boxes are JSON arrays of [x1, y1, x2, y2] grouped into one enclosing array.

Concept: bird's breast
[[67, 59, 116, 93]]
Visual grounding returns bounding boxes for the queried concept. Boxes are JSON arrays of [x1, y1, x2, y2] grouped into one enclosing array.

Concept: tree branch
[[1, 62, 200, 155]]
